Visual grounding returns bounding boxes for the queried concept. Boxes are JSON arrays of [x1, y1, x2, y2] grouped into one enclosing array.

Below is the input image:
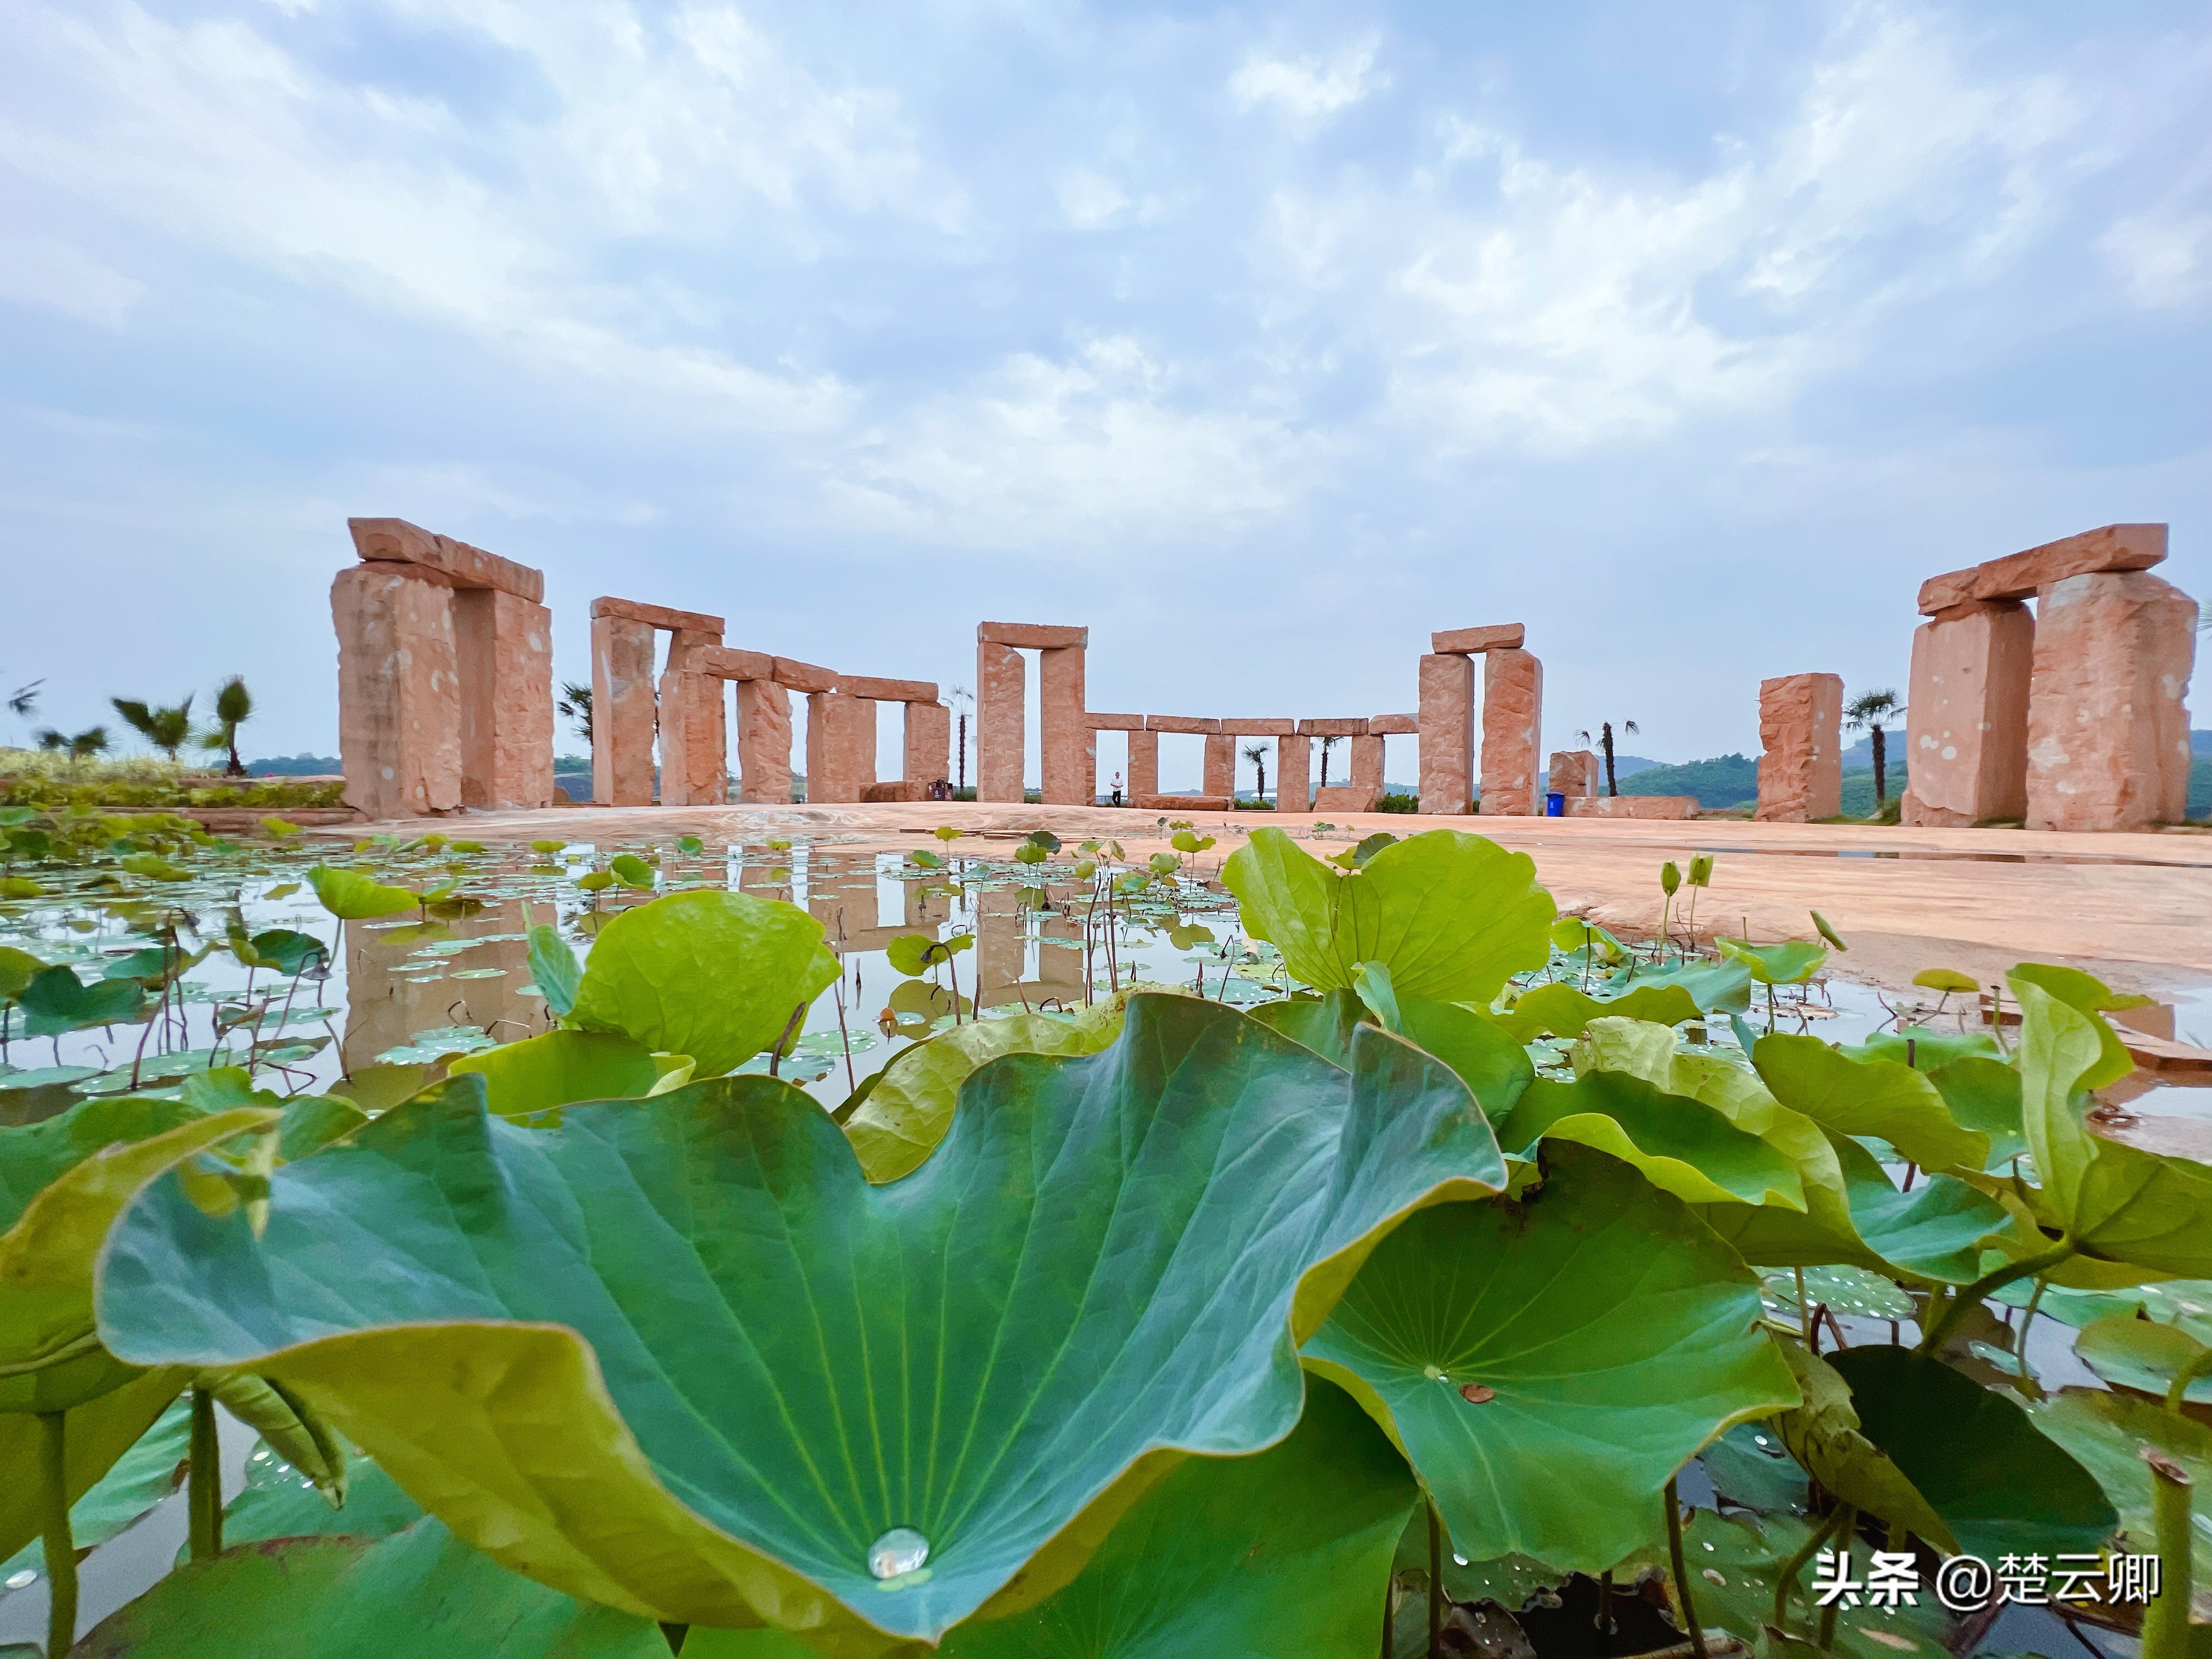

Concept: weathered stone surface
[[655, 669, 727, 806], [588, 595, 725, 635], [1901, 600, 2033, 827], [1084, 712, 1145, 731], [334, 563, 461, 820], [453, 588, 554, 810], [1313, 785, 1381, 814], [1367, 713, 1419, 736], [2024, 571, 2198, 832], [1146, 714, 1223, 735], [1039, 645, 1088, 806], [1565, 795, 1697, 820], [904, 701, 950, 786], [841, 674, 938, 703], [772, 657, 839, 695], [1918, 524, 2166, 615], [1417, 653, 1474, 816], [1135, 794, 1231, 812], [977, 640, 1025, 803], [1350, 734, 1384, 794], [590, 614, 658, 807], [806, 691, 873, 804], [694, 645, 777, 682], [1203, 732, 1237, 799], [978, 621, 1088, 649], [1127, 729, 1160, 800], [349, 517, 544, 603], [1219, 717, 1296, 736], [1431, 623, 1525, 655], [1755, 672, 1843, 822], [1547, 749, 1598, 798], [1480, 648, 1542, 817], [1276, 733, 1311, 811], [862, 781, 928, 803], [1297, 716, 1369, 737], [735, 680, 793, 805]]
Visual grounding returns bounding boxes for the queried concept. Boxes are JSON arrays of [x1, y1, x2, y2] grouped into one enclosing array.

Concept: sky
[[2, 0, 2207, 786]]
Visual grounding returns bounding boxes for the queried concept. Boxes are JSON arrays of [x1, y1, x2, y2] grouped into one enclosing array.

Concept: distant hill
[[2196, 730, 2211, 757], [242, 753, 341, 775], [1617, 753, 1760, 808]]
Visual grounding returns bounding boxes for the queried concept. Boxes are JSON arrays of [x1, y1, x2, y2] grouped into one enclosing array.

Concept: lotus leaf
[[244, 928, 328, 975], [844, 1003, 1126, 1182], [1, 1096, 205, 1227], [527, 923, 584, 1015], [1610, 956, 1755, 1013], [2074, 1314, 2212, 1406], [223, 1442, 425, 1550], [98, 997, 1505, 1650], [449, 1030, 664, 1118], [1697, 1420, 1809, 1514], [18, 965, 144, 1036], [1499, 980, 1702, 1041], [1551, 917, 1629, 963], [1497, 1071, 1806, 1210], [2034, 1387, 2212, 1587], [1920, 1056, 2026, 1168], [1248, 989, 1360, 1068], [1715, 938, 1826, 985], [610, 853, 657, 890], [1769, 1342, 1955, 1553], [0, 1366, 188, 1567], [1829, 1344, 2114, 1559], [0, 1393, 189, 1594], [1222, 827, 1554, 1005], [1844, 1026, 2002, 1069], [0, 945, 43, 1000], [307, 866, 419, 921], [1302, 1143, 1798, 1574], [1663, 1508, 1954, 1659], [1912, 968, 1979, 995], [1392, 997, 1533, 1125], [884, 932, 969, 977], [1752, 1033, 1989, 1172], [121, 853, 191, 882], [567, 889, 840, 1077]]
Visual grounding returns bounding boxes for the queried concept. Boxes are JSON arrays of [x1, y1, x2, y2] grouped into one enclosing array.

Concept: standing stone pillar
[[452, 588, 554, 810], [1277, 734, 1311, 812], [1548, 750, 1598, 798], [977, 640, 1025, 803], [1039, 646, 1087, 806], [1755, 673, 1843, 822], [1901, 601, 2033, 827], [1203, 733, 1236, 799], [1417, 653, 1475, 815], [334, 563, 462, 820], [1128, 729, 1160, 801], [1350, 735, 1384, 795], [905, 701, 951, 787], [735, 681, 793, 805], [806, 691, 871, 803], [2024, 572, 2198, 832], [591, 614, 658, 806], [1480, 649, 1542, 816], [656, 672, 727, 806]]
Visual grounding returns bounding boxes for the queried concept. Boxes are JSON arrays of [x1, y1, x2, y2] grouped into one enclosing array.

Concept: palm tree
[[557, 682, 594, 745], [5, 676, 39, 724], [1576, 720, 1639, 797], [37, 726, 109, 762], [1242, 742, 1268, 806], [1844, 689, 1905, 805], [198, 676, 254, 776], [948, 685, 973, 793], [1318, 734, 1341, 789], [111, 695, 196, 761]]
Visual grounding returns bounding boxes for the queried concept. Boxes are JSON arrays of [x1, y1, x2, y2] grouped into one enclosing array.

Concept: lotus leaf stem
[[1916, 1241, 2076, 1355], [40, 1411, 76, 1659], [1814, 1506, 1855, 1651], [189, 1384, 222, 1559], [2017, 1276, 2049, 1385], [1428, 1498, 1443, 1657], [2165, 1350, 2212, 1417], [2141, 1449, 2192, 1659], [1771, 1502, 1852, 1632], [1662, 1475, 1707, 1659], [1794, 1267, 1813, 1345]]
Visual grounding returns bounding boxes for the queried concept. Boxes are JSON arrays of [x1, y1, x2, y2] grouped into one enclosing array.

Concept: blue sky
[[2, 0, 2205, 781]]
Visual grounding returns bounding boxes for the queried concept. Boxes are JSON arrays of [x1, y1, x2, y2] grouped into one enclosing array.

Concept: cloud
[[0, 233, 145, 325], [1228, 38, 1385, 121], [2105, 211, 2212, 310]]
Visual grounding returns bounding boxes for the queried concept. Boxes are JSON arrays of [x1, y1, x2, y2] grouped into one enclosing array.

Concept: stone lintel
[[1297, 716, 1370, 737], [1367, 713, 1419, 735], [1926, 597, 2031, 627], [1146, 714, 1223, 734], [772, 657, 840, 694], [840, 674, 938, 703], [694, 646, 778, 682], [977, 620, 1090, 649], [1218, 718, 1296, 736], [1917, 523, 2166, 615], [1430, 623, 1525, 654], [1135, 794, 1231, 812], [1084, 712, 1146, 731], [590, 595, 727, 635], [348, 517, 545, 604]]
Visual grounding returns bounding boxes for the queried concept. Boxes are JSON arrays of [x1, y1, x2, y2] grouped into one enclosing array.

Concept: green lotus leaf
[[1497, 1071, 1806, 1211], [1660, 1508, 1955, 1659], [1497, 980, 1702, 1041], [1769, 1342, 1956, 1553], [1752, 1033, 1989, 1172], [609, 853, 657, 891], [99, 997, 1505, 1651], [1302, 1143, 1798, 1575], [1607, 955, 1754, 1014], [2034, 1387, 2212, 1588], [448, 1030, 663, 1118], [78, 1515, 670, 1657], [1923, 1056, 2026, 1168], [1697, 1420, 1810, 1514], [1551, 917, 1629, 963], [527, 924, 583, 1016], [2, 1096, 205, 1228], [1394, 997, 1533, 1125], [2, 1105, 276, 1414], [279, 1095, 371, 1161], [222, 1441, 426, 1550], [0, 944, 44, 1000], [1843, 1025, 2001, 1069], [1222, 827, 1555, 1005], [1248, 989, 1360, 1067], [198, 1369, 348, 1504], [307, 865, 420, 921], [245, 928, 329, 975], [844, 1004, 1126, 1183], [2016, 982, 2212, 1274], [2074, 1314, 2212, 1405], [0, 1365, 188, 1566], [567, 889, 840, 1077], [18, 964, 145, 1036], [0, 1392, 190, 1593], [1714, 938, 1826, 986], [1829, 1344, 2115, 1559]]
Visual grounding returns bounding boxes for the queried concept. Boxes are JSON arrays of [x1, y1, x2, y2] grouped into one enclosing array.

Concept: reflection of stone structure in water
[[341, 909, 540, 1070]]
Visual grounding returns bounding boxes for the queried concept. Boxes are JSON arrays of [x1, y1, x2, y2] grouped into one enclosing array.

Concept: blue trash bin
[[1544, 792, 1566, 816]]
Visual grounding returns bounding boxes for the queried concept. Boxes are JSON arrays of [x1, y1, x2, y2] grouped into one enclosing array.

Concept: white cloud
[[1057, 168, 1131, 229], [0, 233, 145, 325], [2104, 210, 2212, 310], [1229, 38, 1385, 121]]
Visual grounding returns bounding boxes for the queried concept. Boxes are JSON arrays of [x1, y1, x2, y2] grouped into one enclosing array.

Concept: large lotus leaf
[[1302, 1143, 1799, 1575], [18, 965, 144, 1037], [1830, 1344, 2114, 1559], [1, 1107, 274, 1414], [1497, 1072, 1805, 1210], [2074, 1314, 2212, 1405], [307, 865, 419, 921], [2012, 963, 2146, 1090], [0, 1365, 186, 1565], [0, 1395, 190, 1595], [1222, 827, 1555, 1005], [2016, 983, 2212, 1274], [219, 1441, 426, 1550], [1604, 956, 1754, 1014], [844, 1003, 1126, 1182], [1715, 939, 1826, 986], [1659, 1509, 1954, 1659], [567, 889, 840, 1077], [1752, 1034, 1988, 1172], [527, 923, 583, 1016], [1247, 989, 1361, 1067], [1394, 997, 1533, 1124], [76, 1515, 670, 1657], [1845, 1026, 2003, 1069], [1497, 981, 1702, 1042], [1925, 1056, 2027, 1169], [2034, 1387, 2212, 1588], [0, 1096, 204, 1227], [98, 996, 1505, 1652], [448, 1030, 663, 1118], [1770, 1342, 1956, 1553]]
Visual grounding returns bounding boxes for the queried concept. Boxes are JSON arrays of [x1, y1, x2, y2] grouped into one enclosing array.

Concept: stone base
[[862, 780, 928, 803], [1565, 795, 1699, 819], [1135, 794, 1232, 812], [1312, 785, 1381, 813]]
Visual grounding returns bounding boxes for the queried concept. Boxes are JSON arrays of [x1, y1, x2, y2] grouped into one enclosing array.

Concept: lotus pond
[[4, 812, 2212, 1659]]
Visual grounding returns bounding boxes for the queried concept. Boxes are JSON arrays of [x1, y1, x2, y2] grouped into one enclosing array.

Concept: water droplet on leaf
[[868, 1527, 930, 1582], [5, 1568, 37, 1589]]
